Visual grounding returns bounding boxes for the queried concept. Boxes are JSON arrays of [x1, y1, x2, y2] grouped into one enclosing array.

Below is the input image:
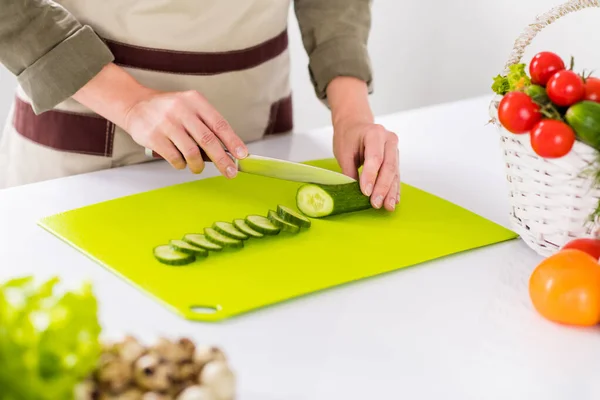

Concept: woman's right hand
[[72, 63, 247, 178], [123, 90, 247, 178]]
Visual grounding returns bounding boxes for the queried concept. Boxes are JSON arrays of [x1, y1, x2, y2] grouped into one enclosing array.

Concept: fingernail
[[374, 195, 383, 208], [388, 198, 396, 209], [397, 194, 400, 203], [226, 166, 237, 178], [235, 147, 247, 158], [365, 183, 373, 196]]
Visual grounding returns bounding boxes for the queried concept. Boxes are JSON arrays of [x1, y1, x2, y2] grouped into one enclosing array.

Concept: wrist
[[327, 76, 374, 130], [72, 63, 156, 128]]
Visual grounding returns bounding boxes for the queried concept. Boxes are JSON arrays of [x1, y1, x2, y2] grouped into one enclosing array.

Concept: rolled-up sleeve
[[293, 0, 373, 100], [0, 0, 114, 113]]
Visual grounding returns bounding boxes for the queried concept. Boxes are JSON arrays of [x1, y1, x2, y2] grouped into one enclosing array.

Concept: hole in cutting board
[[190, 305, 221, 315]]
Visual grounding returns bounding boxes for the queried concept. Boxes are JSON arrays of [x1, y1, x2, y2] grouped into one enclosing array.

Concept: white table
[[2, 95, 599, 400]]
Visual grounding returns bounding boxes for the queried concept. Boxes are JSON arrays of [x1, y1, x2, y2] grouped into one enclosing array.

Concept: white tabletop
[[2, 95, 599, 400]]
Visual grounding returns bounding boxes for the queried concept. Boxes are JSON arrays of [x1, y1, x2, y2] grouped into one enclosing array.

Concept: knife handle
[[145, 146, 217, 163]]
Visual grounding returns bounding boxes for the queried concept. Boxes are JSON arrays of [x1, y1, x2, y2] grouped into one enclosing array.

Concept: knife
[[144, 147, 355, 185]]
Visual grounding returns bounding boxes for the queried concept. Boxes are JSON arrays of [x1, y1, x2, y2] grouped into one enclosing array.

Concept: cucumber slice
[[245, 215, 281, 235], [213, 221, 248, 240], [154, 245, 195, 266], [182, 234, 223, 252], [170, 240, 208, 257], [267, 210, 300, 233], [276, 205, 311, 228], [204, 227, 243, 248], [233, 219, 264, 238], [296, 182, 371, 218]]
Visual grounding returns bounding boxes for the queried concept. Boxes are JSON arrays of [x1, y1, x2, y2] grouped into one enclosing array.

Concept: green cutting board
[[38, 158, 517, 322]]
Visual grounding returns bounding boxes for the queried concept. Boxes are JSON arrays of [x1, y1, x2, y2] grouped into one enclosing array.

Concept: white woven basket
[[490, 0, 600, 257]]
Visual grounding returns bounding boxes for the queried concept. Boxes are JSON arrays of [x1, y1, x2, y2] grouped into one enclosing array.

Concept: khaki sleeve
[[293, 0, 373, 101], [0, 0, 114, 113]]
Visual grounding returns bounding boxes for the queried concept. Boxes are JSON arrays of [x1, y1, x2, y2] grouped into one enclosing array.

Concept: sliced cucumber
[[245, 215, 281, 235], [267, 210, 300, 233], [296, 182, 371, 218], [154, 245, 195, 266], [204, 227, 243, 249], [213, 221, 248, 240], [233, 219, 264, 238], [182, 234, 223, 252], [276, 204, 311, 228], [169, 239, 208, 257]]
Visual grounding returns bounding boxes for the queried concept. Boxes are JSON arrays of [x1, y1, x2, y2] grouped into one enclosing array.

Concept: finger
[[185, 117, 237, 178], [185, 91, 248, 159], [151, 135, 186, 170], [338, 151, 360, 180], [384, 174, 399, 211], [369, 135, 398, 209], [360, 128, 386, 197], [396, 148, 401, 204], [163, 120, 206, 174]]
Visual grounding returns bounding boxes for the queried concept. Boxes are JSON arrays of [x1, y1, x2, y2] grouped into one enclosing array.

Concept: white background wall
[[1, 0, 600, 134]]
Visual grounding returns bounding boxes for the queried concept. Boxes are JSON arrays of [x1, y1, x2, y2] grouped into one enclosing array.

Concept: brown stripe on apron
[[13, 96, 115, 157], [105, 29, 289, 75], [264, 94, 293, 136], [12, 29, 293, 156]]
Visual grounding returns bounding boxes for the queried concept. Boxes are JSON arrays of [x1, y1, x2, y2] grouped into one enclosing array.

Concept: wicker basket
[[489, 0, 600, 257]]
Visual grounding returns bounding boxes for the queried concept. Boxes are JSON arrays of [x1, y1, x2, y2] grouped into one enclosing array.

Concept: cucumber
[[245, 215, 281, 235], [267, 210, 300, 233], [154, 245, 195, 266], [204, 227, 243, 248], [525, 84, 550, 106], [296, 182, 372, 218], [213, 221, 248, 240], [233, 219, 264, 238], [182, 234, 223, 252], [276, 205, 311, 228], [525, 84, 562, 120], [565, 101, 600, 149], [169, 240, 208, 257]]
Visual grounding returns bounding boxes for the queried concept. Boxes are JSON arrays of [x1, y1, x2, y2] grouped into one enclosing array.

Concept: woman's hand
[[73, 63, 248, 178], [333, 119, 400, 211], [327, 76, 400, 211], [123, 90, 247, 177]]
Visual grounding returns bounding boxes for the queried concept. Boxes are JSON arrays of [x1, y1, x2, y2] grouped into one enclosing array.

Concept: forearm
[[293, 0, 373, 100], [327, 76, 374, 127], [72, 63, 155, 129], [0, 0, 114, 113]]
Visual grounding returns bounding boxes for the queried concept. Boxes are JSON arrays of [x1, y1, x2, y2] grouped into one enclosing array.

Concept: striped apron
[[0, 0, 293, 188]]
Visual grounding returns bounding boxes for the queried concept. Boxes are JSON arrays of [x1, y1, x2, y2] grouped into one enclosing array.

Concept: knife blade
[[145, 147, 355, 185]]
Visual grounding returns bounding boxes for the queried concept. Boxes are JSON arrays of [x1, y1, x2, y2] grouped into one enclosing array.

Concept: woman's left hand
[[326, 76, 400, 211], [333, 119, 400, 211]]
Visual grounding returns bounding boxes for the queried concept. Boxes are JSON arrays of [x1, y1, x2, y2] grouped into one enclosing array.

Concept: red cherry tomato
[[498, 92, 542, 134], [546, 70, 585, 106], [562, 238, 600, 260], [529, 52, 566, 86], [583, 77, 600, 103], [530, 120, 575, 158]]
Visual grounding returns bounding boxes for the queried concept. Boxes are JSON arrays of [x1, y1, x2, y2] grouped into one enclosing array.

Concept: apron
[[0, 0, 293, 189]]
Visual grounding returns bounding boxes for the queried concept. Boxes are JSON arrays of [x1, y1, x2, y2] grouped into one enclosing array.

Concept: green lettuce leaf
[[491, 63, 531, 95], [0, 276, 102, 400]]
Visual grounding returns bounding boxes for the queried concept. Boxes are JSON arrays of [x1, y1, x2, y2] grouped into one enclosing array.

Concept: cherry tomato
[[529, 249, 600, 326], [498, 92, 542, 134], [546, 70, 585, 106], [529, 52, 566, 86], [583, 77, 600, 103], [562, 237, 600, 260], [530, 120, 575, 158]]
